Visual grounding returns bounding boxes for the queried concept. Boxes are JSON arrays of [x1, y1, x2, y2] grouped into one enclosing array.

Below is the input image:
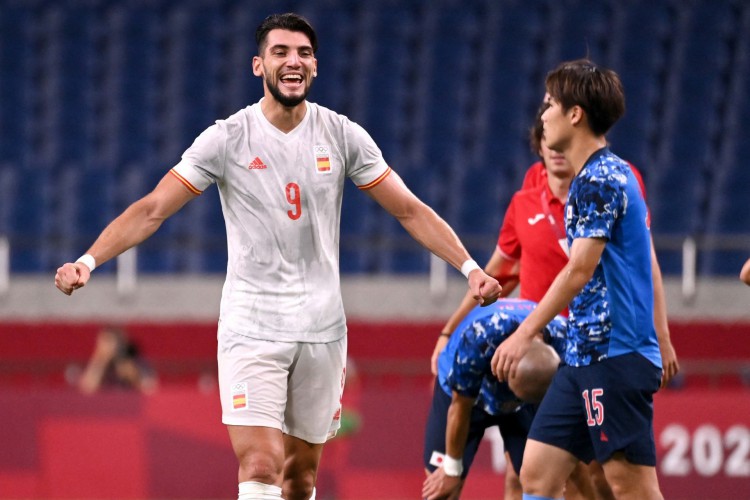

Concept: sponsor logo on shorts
[[429, 451, 445, 468], [232, 382, 248, 411]]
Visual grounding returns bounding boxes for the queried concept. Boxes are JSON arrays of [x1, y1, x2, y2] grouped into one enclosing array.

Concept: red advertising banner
[[654, 390, 750, 499], [0, 387, 747, 499], [1, 321, 748, 499]]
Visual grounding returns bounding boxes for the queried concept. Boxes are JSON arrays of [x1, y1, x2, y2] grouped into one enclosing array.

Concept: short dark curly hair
[[256, 13, 318, 56]]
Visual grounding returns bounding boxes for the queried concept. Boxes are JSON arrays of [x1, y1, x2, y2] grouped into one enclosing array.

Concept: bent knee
[[519, 464, 541, 491], [520, 464, 565, 498], [238, 453, 283, 484], [283, 475, 315, 500]]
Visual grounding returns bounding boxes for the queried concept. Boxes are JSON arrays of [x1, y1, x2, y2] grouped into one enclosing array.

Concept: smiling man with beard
[[54, 12, 502, 500]]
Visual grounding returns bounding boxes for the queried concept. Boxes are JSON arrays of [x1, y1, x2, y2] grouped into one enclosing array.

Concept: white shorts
[[218, 324, 347, 444]]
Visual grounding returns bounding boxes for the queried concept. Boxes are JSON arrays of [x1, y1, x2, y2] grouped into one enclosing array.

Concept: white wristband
[[75, 254, 96, 272], [442, 454, 463, 477], [460, 259, 480, 279]]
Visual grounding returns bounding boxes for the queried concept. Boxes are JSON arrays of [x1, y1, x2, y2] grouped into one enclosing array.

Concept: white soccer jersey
[[171, 100, 391, 342]]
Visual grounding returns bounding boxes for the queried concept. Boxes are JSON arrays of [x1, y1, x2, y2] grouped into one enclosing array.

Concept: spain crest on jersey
[[314, 145, 331, 174]]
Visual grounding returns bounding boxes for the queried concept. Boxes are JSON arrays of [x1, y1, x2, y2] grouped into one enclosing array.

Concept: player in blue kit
[[493, 59, 665, 500], [422, 299, 566, 500]]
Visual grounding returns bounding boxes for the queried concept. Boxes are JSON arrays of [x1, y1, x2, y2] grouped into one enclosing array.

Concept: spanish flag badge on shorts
[[232, 382, 248, 411]]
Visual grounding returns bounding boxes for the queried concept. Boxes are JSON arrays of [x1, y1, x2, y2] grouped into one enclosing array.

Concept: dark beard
[[266, 78, 310, 107]]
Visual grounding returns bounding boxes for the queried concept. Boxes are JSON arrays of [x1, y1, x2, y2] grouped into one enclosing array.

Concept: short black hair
[[256, 13, 318, 55], [545, 58, 625, 136]]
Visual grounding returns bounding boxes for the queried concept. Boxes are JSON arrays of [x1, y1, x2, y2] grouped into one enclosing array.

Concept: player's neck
[[547, 174, 572, 200], [260, 98, 307, 133], [567, 134, 608, 174]]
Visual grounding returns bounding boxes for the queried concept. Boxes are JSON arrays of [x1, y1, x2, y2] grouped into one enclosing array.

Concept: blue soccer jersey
[[437, 299, 567, 415], [564, 148, 662, 368]]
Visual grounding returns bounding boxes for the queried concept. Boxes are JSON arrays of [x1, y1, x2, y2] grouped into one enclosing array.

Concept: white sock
[[238, 481, 283, 500]]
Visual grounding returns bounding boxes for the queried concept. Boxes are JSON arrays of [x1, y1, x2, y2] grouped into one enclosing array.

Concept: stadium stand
[[0, 0, 748, 276], [0, 4, 749, 499]]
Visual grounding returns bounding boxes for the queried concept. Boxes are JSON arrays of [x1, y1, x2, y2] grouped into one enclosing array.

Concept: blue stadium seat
[[0, 5, 35, 164], [0, 164, 18, 236], [1, 0, 748, 275], [706, 123, 750, 236], [551, 0, 613, 62], [305, 4, 357, 114], [701, 140, 750, 274], [650, 167, 708, 236], [11, 167, 47, 271], [456, 171, 508, 237]]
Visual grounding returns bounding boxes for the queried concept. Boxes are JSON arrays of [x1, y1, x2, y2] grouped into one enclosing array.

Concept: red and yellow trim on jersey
[[169, 169, 202, 195], [357, 166, 392, 190]]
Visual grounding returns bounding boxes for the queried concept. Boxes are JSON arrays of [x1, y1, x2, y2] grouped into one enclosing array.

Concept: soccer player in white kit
[[54, 12, 502, 500]]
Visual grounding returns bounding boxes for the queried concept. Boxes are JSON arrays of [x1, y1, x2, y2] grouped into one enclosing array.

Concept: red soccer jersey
[[521, 161, 547, 190], [497, 182, 570, 315]]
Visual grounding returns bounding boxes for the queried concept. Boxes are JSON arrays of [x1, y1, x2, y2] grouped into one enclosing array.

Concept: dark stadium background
[[0, 0, 748, 499]]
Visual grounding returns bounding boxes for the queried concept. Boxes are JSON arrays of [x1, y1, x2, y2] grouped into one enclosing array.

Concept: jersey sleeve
[[497, 194, 521, 261], [445, 325, 490, 398], [542, 315, 568, 359], [171, 121, 228, 193], [339, 118, 391, 190], [571, 170, 625, 241]]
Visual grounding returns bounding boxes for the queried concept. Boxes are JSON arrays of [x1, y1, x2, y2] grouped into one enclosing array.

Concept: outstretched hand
[[468, 270, 501, 306], [54, 262, 91, 296]]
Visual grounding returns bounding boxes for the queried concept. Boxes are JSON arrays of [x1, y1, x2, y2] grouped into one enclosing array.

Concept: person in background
[[422, 298, 566, 500], [493, 59, 665, 499], [520, 110, 678, 393], [432, 106, 679, 388], [432, 103, 678, 498], [75, 326, 157, 394], [429, 109, 580, 499], [516, 105, 679, 499]]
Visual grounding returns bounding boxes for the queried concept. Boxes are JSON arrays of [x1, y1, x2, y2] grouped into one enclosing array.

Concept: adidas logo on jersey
[[248, 157, 268, 170]]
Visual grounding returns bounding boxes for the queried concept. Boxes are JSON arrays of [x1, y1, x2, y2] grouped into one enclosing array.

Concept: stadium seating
[[0, 0, 748, 275]]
